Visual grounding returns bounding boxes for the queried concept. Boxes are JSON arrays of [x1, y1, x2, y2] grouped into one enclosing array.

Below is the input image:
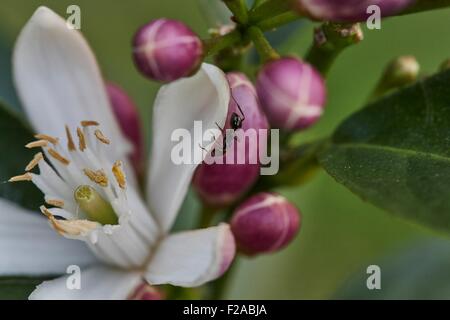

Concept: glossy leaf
[[0, 276, 54, 300], [319, 70, 450, 231], [335, 239, 450, 299], [0, 103, 41, 210]]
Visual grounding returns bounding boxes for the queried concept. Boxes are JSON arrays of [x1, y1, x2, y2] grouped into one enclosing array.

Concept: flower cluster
[[3, 0, 422, 300]]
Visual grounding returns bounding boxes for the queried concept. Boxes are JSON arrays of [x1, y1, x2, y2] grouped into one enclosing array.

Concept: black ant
[[199, 94, 245, 156]]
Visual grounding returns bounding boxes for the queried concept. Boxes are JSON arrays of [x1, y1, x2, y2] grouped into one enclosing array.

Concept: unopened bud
[[256, 57, 326, 131], [74, 185, 118, 225], [193, 72, 269, 207], [133, 19, 203, 82], [128, 282, 164, 300], [371, 55, 420, 99], [106, 82, 144, 176], [293, 0, 415, 22], [440, 59, 450, 71], [230, 192, 300, 256]]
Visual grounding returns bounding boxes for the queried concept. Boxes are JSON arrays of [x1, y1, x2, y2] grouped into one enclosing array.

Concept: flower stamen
[[94, 129, 110, 145], [40, 205, 98, 236], [83, 168, 109, 187], [25, 140, 48, 149], [81, 120, 99, 127], [34, 134, 58, 144], [65, 125, 76, 151], [112, 160, 126, 189], [25, 152, 44, 171], [25, 152, 43, 171], [8, 173, 32, 182], [45, 198, 65, 207], [48, 148, 70, 165], [77, 127, 87, 151]]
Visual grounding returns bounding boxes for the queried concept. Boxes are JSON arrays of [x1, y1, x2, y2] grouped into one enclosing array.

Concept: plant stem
[[251, 0, 266, 10], [223, 0, 249, 25], [256, 11, 301, 31], [246, 26, 280, 62], [305, 22, 363, 76], [199, 204, 217, 228], [203, 29, 242, 57], [401, 0, 450, 15], [249, 0, 292, 22]]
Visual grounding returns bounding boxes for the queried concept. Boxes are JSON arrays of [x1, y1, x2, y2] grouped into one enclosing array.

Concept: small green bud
[[370, 55, 420, 101]]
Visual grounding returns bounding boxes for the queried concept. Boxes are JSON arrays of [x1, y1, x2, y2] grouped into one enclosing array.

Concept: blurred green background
[[1, 0, 450, 299]]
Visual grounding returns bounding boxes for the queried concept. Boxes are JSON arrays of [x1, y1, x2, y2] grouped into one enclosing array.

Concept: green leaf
[[334, 239, 450, 299], [0, 102, 42, 210], [0, 276, 55, 300], [319, 70, 450, 231]]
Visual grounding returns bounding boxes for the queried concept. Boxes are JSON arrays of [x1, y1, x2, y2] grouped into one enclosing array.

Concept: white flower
[[1, 6, 235, 299]]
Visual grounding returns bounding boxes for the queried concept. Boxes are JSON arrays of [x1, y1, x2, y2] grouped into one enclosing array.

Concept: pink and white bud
[[132, 19, 203, 82], [106, 83, 144, 176], [193, 72, 269, 207], [128, 282, 164, 300], [230, 192, 300, 256], [256, 57, 326, 131], [294, 0, 414, 22]]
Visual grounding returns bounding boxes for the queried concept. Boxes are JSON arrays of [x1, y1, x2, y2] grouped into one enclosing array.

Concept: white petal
[[147, 63, 230, 231], [145, 224, 235, 287], [29, 265, 141, 300], [13, 6, 131, 162], [0, 199, 96, 275]]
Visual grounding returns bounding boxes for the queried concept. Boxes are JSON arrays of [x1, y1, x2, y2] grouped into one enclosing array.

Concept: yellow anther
[[25, 152, 43, 171], [45, 199, 65, 208], [81, 120, 99, 127], [65, 125, 76, 151], [77, 127, 86, 151], [83, 168, 109, 187], [9, 173, 32, 182], [25, 140, 48, 149], [34, 134, 58, 145], [48, 148, 70, 165], [40, 205, 97, 236], [94, 129, 110, 145], [112, 160, 126, 189]]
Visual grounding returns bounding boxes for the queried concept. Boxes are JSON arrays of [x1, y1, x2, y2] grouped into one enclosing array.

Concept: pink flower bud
[[230, 192, 300, 256], [294, 0, 414, 22], [256, 57, 326, 131], [128, 282, 164, 300], [132, 19, 203, 82], [193, 72, 269, 207], [106, 82, 144, 176]]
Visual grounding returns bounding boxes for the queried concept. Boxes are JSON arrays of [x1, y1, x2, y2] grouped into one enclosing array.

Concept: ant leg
[[198, 143, 208, 152], [215, 122, 224, 131]]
